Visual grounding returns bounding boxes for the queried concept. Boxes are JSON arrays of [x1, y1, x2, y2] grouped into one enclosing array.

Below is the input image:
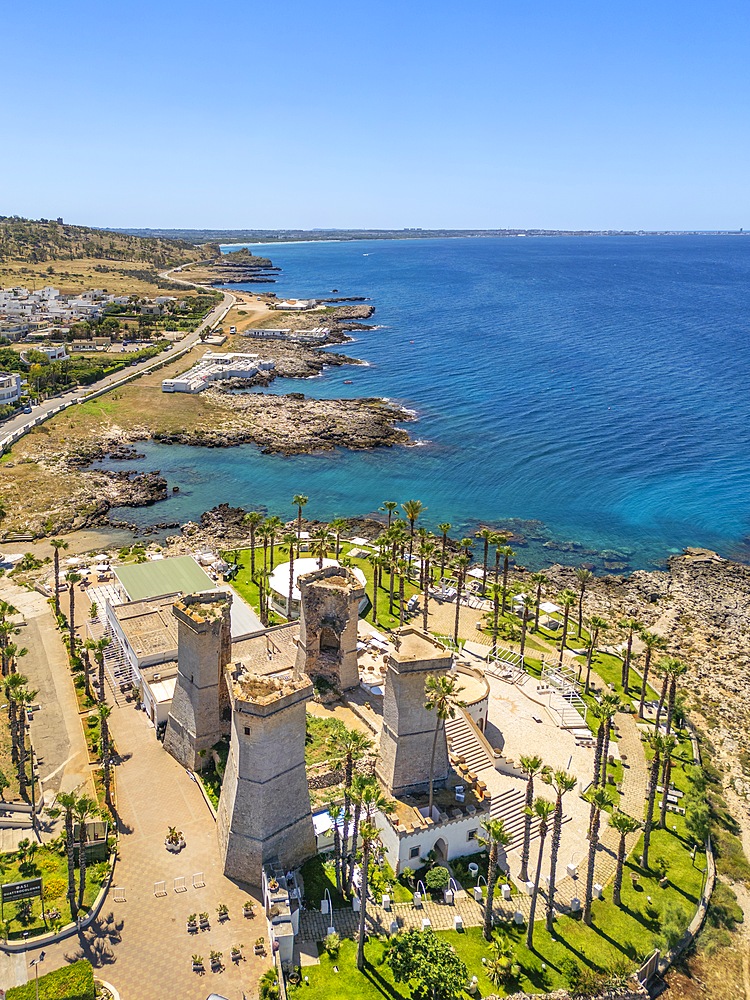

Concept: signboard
[[1, 877, 42, 904]]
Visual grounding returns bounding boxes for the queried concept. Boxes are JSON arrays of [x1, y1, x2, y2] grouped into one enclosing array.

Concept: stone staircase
[[489, 784, 571, 850], [445, 711, 494, 776]]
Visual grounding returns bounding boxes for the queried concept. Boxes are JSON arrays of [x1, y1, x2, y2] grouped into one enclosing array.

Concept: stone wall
[[295, 565, 363, 692]]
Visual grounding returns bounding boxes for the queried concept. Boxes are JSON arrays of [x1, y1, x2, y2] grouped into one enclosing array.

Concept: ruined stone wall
[[295, 565, 363, 692]]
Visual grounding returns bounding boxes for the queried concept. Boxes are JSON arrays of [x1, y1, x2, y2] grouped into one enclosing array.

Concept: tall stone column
[[294, 565, 364, 692], [163, 591, 232, 771], [377, 627, 454, 797], [217, 666, 316, 886]]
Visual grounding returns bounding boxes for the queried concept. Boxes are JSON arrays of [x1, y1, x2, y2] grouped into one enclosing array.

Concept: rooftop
[[114, 555, 213, 602], [232, 623, 299, 676], [111, 596, 178, 661], [392, 626, 453, 664], [268, 558, 366, 601]]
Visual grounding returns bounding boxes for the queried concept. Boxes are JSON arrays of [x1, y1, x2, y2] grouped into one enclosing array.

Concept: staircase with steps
[[489, 784, 572, 850], [445, 711, 494, 776], [87, 619, 135, 703]]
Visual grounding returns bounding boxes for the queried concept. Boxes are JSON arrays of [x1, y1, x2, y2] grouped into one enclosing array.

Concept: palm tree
[[583, 615, 609, 694], [478, 817, 511, 941], [637, 630, 667, 718], [557, 589, 577, 664], [518, 594, 534, 661], [98, 702, 113, 806], [477, 527, 494, 596], [401, 500, 426, 579], [610, 811, 641, 906], [420, 541, 437, 632], [583, 787, 611, 925], [55, 791, 79, 919], [598, 694, 620, 789], [574, 567, 594, 636], [346, 774, 378, 895], [50, 538, 68, 617], [497, 545, 514, 614], [590, 694, 619, 801], [451, 554, 470, 646], [618, 616, 642, 692], [381, 501, 398, 529], [642, 732, 665, 869], [75, 795, 99, 909], [327, 729, 373, 889], [653, 656, 673, 731], [292, 494, 309, 557], [542, 769, 577, 931], [659, 735, 678, 830], [67, 571, 82, 656], [243, 511, 264, 580], [312, 526, 333, 570], [356, 784, 395, 971], [396, 558, 408, 626], [5, 673, 27, 766], [488, 583, 503, 656], [424, 673, 465, 817], [16, 686, 36, 798], [256, 567, 271, 625], [326, 801, 344, 893], [0, 620, 20, 677], [369, 552, 384, 624], [519, 755, 549, 883], [437, 522, 451, 583], [530, 572, 548, 632], [329, 517, 348, 559], [665, 660, 686, 735], [87, 637, 109, 702], [281, 532, 297, 617], [526, 797, 555, 948]]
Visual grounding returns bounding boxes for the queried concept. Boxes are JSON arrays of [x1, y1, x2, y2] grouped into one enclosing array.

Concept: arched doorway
[[433, 837, 448, 861], [320, 626, 340, 653]]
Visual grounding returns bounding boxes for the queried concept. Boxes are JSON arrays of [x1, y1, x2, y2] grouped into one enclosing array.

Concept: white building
[[267, 558, 368, 619], [161, 351, 274, 393], [0, 373, 22, 405]]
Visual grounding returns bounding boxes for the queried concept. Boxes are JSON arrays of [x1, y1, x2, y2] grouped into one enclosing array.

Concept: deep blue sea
[[117, 236, 750, 572]]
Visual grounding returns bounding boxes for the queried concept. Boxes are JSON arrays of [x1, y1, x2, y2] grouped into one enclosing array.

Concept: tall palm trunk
[[622, 631, 634, 690], [287, 548, 295, 618], [666, 678, 677, 734], [332, 823, 342, 893], [249, 524, 256, 580], [534, 581, 542, 631], [501, 557, 510, 614], [642, 750, 661, 869], [638, 648, 653, 718], [428, 719, 442, 818], [519, 777, 534, 883], [583, 806, 602, 925], [422, 558, 430, 632], [388, 564, 395, 615], [372, 562, 379, 624], [356, 838, 371, 971], [98, 653, 105, 702], [453, 570, 463, 646], [546, 799, 564, 932], [483, 843, 497, 941], [9, 698, 18, 764], [17, 713, 27, 796], [65, 808, 78, 919], [481, 538, 489, 596], [345, 801, 363, 896], [69, 585, 76, 657], [78, 823, 88, 909], [54, 549, 61, 617], [659, 754, 673, 829], [519, 605, 529, 659], [492, 593, 500, 655], [398, 571, 405, 627], [599, 718, 612, 788], [613, 831, 627, 906], [655, 673, 669, 731], [558, 605, 570, 664], [526, 819, 548, 948], [584, 627, 599, 695], [102, 716, 112, 806], [589, 727, 606, 831], [340, 758, 353, 889]]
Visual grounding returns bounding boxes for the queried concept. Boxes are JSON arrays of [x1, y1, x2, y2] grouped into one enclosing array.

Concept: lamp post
[[29, 950, 45, 1000]]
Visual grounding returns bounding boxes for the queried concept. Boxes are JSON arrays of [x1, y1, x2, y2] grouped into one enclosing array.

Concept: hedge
[[7, 960, 95, 1000]]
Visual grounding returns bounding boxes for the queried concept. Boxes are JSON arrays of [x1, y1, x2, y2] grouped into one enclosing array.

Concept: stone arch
[[320, 626, 340, 653], [433, 837, 448, 861]]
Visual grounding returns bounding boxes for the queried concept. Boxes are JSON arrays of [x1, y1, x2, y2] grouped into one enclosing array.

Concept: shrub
[[7, 959, 94, 999], [324, 931, 341, 957], [424, 866, 450, 892]]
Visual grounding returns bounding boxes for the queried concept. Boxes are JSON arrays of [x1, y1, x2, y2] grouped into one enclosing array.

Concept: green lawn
[[7, 959, 94, 1000], [305, 714, 346, 766], [300, 854, 347, 908]]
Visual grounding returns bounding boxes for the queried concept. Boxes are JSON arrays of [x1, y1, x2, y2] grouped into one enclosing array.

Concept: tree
[[437, 522, 451, 583], [98, 702, 113, 806], [396, 558, 408, 626], [67, 571, 82, 656], [477, 527, 494, 596], [54, 791, 79, 919], [326, 728, 373, 890], [618, 616, 642, 692], [311, 526, 333, 570], [477, 817, 511, 940], [16, 686, 36, 798], [292, 494, 309, 557], [330, 517, 348, 560], [665, 660, 687, 734], [452, 554, 471, 646], [74, 794, 99, 909], [5, 673, 27, 766], [326, 801, 344, 893], [281, 531, 297, 617], [50, 538, 68, 617], [519, 755, 549, 883], [543, 769, 577, 932], [642, 732, 665, 869], [637, 630, 667, 718], [243, 511, 264, 580], [356, 784, 395, 970], [89, 637, 109, 702], [424, 673, 464, 817], [590, 695, 619, 807], [526, 797, 555, 948], [583, 787, 611, 925], [530, 572, 548, 632], [346, 774, 375, 895], [386, 929, 469, 999], [488, 583, 503, 655], [574, 567, 594, 636], [381, 500, 398, 529], [498, 545, 515, 614], [0, 768, 9, 800], [583, 615, 609, 694], [557, 589, 577, 664], [659, 735, 677, 830], [401, 500, 426, 579], [518, 594, 534, 661], [421, 541, 437, 632], [610, 811, 641, 906], [598, 694, 620, 789], [265, 515, 283, 570]]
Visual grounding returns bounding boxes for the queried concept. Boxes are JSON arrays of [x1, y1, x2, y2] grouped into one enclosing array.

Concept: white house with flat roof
[[0, 373, 21, 405], [267, 558, 368, 619]]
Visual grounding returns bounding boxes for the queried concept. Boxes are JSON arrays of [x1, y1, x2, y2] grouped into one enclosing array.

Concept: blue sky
[[2, 0, 748, 230]]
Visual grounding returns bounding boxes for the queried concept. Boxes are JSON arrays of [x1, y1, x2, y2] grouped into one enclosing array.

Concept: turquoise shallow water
[[114, 236, 750, 571]]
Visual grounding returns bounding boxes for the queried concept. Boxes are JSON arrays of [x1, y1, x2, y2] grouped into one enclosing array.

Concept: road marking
[[39, 750, 84, 784]]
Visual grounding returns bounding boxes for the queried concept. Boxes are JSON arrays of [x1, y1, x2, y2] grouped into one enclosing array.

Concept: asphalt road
[[1, 278, 234, 447]]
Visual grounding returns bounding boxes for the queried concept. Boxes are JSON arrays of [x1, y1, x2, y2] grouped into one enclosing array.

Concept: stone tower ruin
[[377, 626, 454, 797], [294, 564, 364, 693], [217, 659, 316, 885], [163, 591, 232, 771]]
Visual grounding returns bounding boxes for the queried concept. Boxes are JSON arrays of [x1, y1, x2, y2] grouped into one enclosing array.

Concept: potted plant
[[268, 877, 280, 892], [243, 900, 255, 918], [217, 903, 229, 921], [187, 913, 198, 933], [191, 954, 204, 973], [230, 944, 243, 963], [254, 936, 265, 955], [165, 827, 185, 853], [199, 911, 210, 929], [210, 949, 223, 971], [288, 967, 302, 985]]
